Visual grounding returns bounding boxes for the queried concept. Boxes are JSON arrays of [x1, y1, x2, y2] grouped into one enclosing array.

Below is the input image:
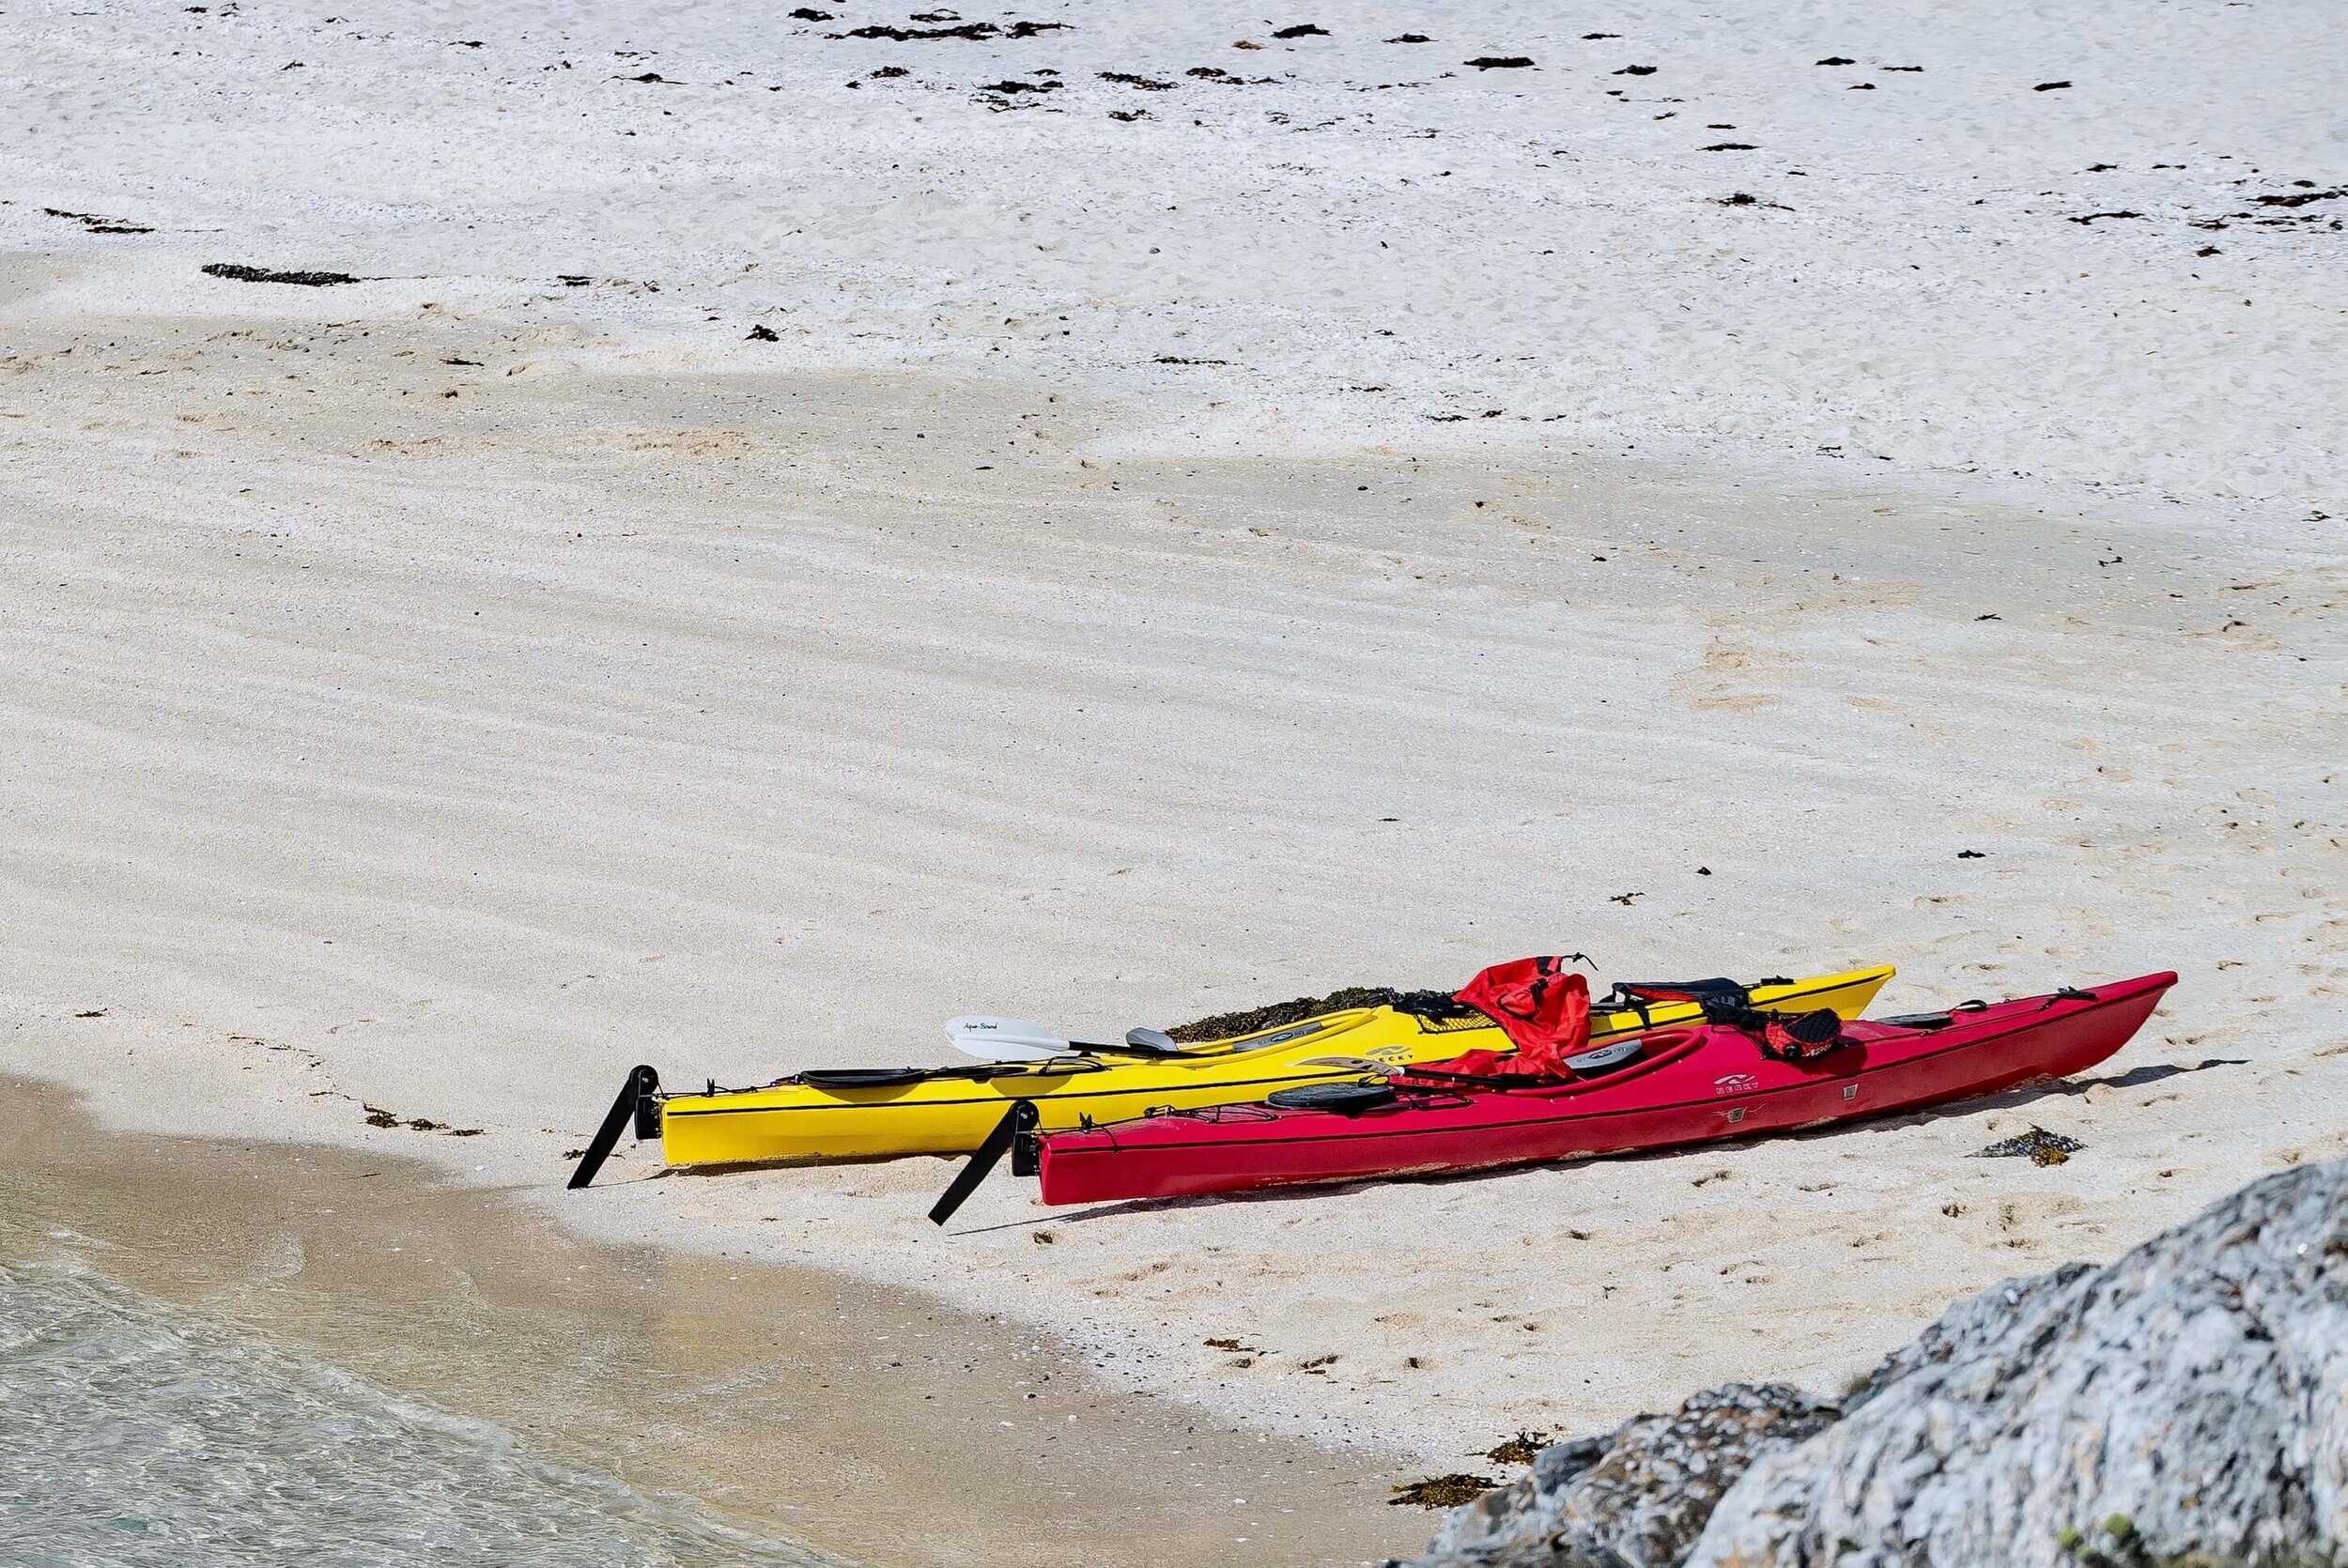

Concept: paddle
[[567, 1064, 660, 1190], [946, 1015, 1201, 1062], [946, 1015, 1069, 1061], [928, 1100, 1042, 1225]]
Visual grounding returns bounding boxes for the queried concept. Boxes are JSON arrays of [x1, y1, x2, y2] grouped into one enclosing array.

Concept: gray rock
[[1690, 1157, 2347, 1567], [1408, 1157, 2348, 1568], [1398, 1384, 1842, 1567]]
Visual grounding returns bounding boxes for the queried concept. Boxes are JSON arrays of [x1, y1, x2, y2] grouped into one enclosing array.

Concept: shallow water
[[0, 1263, 834, 1567]]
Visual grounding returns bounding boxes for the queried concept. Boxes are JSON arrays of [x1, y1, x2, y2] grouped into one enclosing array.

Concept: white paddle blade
[[945, 1015, 1073, 1062]]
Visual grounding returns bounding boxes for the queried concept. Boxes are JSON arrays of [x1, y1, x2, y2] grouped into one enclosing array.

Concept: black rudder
[[568, 1065, 660, 1190]]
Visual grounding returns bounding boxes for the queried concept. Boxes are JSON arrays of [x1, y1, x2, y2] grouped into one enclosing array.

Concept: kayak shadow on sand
[[1736, 1053, 2251, 1154], [975, 1056, 2252, 1229], [2024, 1056, 2248, 1094]]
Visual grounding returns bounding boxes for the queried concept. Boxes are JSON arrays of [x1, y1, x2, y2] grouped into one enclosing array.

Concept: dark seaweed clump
[[838, 19, 1066, 39], [1972, 1126, 2085, 1165], [1390, 1474, 1499, 1509], [1166, 986, 1477, 1042], [363, 1103, 484, 1136], [1485, 1430, 1552, 1466], [47, 207, 154, 235], [2257, 186, 2345, 208], [203, 262, 363, 286]]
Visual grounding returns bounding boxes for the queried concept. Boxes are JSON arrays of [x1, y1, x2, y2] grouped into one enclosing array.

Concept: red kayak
[[1030, 973, 2176, 1206]]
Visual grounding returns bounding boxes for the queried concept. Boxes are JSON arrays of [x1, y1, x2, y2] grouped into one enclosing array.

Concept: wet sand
[[0, 1075, 1427, 1567]]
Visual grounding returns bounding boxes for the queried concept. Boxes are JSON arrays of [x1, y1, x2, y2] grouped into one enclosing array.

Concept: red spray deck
[[1034, 974, 2176, 1206]]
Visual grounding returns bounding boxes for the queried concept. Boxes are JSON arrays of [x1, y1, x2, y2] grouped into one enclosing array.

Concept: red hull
[[1036, 974, 2176, 1205]]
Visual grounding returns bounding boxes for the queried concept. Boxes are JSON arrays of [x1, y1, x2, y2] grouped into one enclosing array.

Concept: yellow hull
[[657, 966, 1896, 1168]]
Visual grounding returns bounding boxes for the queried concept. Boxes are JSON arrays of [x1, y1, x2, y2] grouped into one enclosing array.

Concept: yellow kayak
[[583, 966, 1892, 1177]]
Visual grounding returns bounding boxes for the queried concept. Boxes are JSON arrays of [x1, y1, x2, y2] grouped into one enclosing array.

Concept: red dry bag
[[1451, 956, 1593, 1076]]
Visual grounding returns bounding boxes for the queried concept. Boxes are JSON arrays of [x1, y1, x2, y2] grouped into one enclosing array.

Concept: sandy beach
[[4, 0, 2343, 1549]]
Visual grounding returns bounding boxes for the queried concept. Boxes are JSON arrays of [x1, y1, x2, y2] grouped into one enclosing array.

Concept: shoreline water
[[0, 1263, 840, 1568], [0, 1074, 1427, 1567]]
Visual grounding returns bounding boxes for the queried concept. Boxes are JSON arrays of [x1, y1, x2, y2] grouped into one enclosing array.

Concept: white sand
[[4, 0, 2344, 1470]]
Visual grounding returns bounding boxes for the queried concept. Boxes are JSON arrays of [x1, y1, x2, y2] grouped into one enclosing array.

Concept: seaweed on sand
[[203, 262, 363, 286]]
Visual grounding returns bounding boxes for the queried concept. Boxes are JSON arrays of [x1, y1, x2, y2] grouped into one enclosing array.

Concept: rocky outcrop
[[1406, 1157, 2348, 1568], [1406, 1384, 1842, 1568]]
